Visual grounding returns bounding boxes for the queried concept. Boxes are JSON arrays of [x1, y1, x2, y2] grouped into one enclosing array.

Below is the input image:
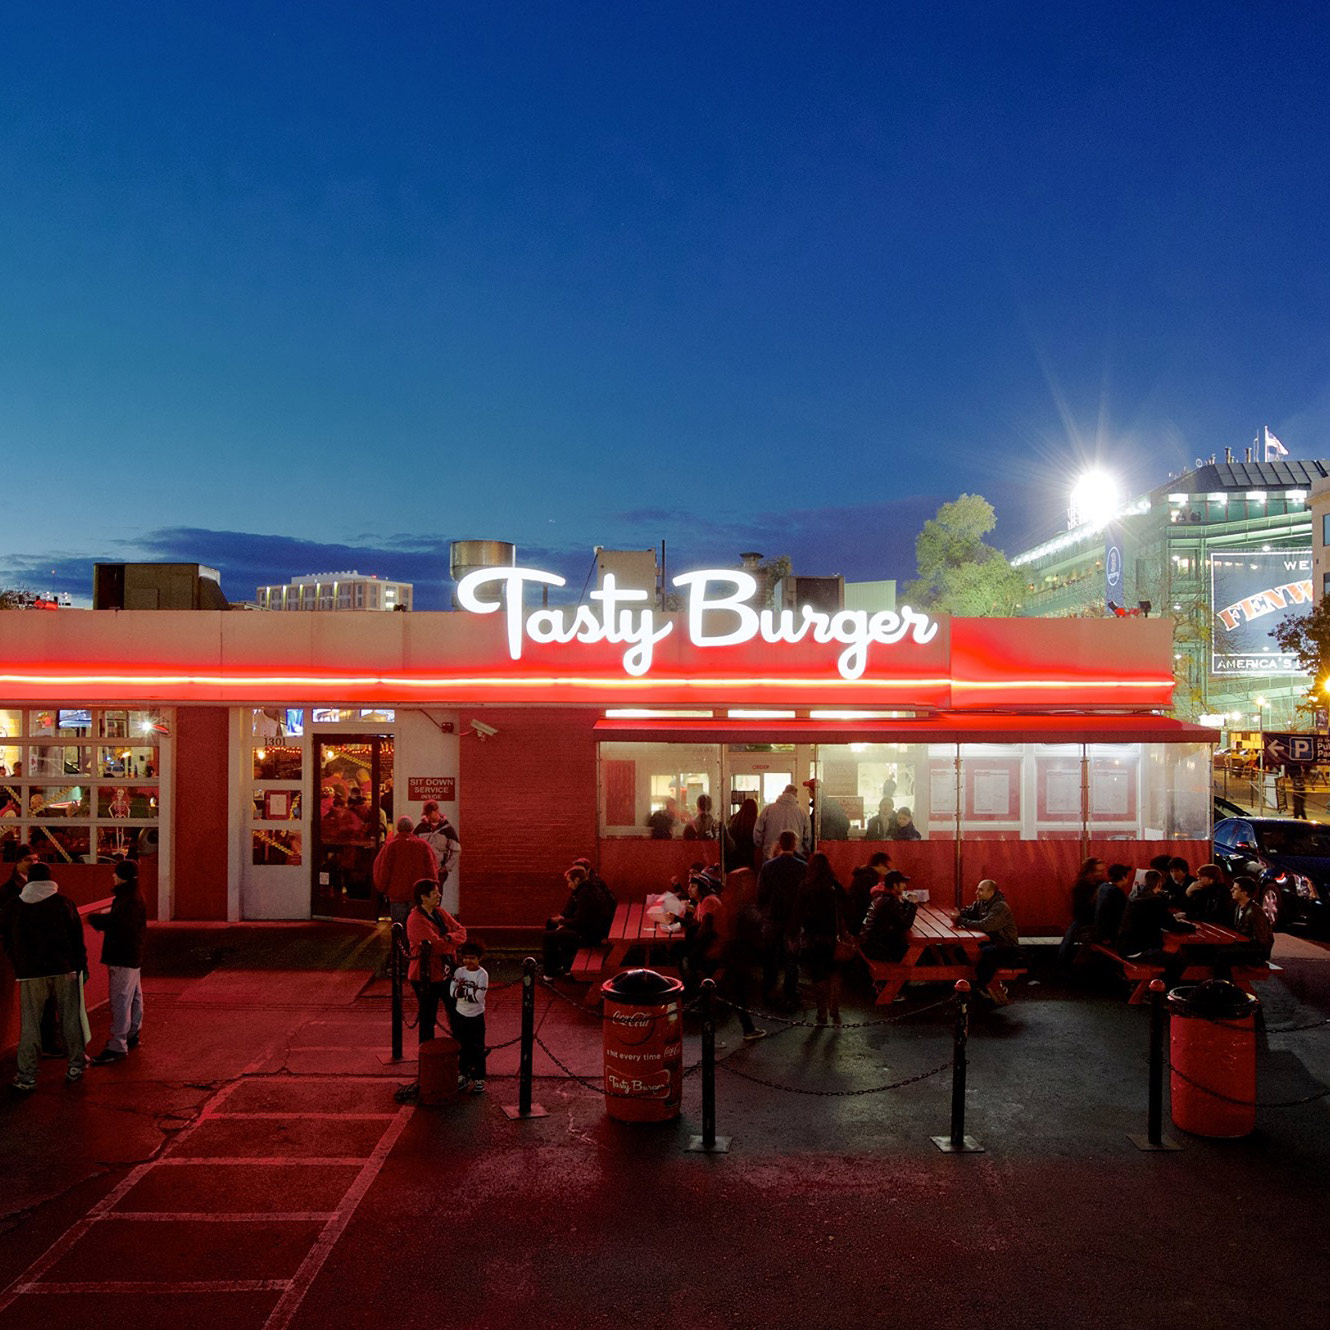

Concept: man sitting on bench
[[542, 862, 615, 979], [1212, 875, 1274, 980], [953, 878, 1021, 1006]]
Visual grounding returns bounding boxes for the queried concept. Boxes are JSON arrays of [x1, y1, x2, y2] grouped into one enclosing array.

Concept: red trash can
[[601, 968, 685, 1123], [1168, 980, 1260, 1138], [418, 1035, 461, 1106]]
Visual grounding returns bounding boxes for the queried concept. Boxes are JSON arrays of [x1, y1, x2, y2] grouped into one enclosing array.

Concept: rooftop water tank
[[449, 540, 517, 607]]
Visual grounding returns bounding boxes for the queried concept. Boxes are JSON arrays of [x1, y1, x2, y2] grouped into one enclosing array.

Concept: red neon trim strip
[[0, 671, 1174, 693]]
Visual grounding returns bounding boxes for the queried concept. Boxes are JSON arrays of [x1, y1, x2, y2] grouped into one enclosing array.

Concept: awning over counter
[[593, 714, 1220, 745]]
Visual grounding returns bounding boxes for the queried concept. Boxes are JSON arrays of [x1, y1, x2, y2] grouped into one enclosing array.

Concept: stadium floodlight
[[1067, 470, 1122, 531]]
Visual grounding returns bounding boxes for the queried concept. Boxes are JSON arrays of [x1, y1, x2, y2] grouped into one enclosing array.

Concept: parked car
[[1213, 817, 1330, 932], [1214, 795, 1249, 820]]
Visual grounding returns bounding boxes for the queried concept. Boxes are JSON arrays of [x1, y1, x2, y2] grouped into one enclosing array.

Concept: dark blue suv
[[1213, 817, 1330, 933]]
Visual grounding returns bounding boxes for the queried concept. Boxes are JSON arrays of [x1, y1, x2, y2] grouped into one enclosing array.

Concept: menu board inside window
[[929, 762, 958, 817], [963, 757, 1022, 821], [1037, 756, 1083, 822], [1091, 754, 1137, 820]]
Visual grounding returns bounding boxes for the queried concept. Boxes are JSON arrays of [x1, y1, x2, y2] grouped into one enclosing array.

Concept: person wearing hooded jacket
[[87, 861, 148, 1064], [0, 862, 87, 1089]]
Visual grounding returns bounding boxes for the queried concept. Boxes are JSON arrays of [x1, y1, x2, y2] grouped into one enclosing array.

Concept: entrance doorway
[[311, 734, 393, 920], [725, 745, 814, 825]]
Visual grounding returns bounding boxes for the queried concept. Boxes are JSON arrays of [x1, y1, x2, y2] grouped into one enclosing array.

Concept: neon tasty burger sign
[[455, 567, 937, 680]]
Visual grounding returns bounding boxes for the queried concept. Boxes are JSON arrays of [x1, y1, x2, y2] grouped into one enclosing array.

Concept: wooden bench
[[570, 945, 612, 982], [1090, 942, 1283, 1004], [859, 950, 1026, 1003]]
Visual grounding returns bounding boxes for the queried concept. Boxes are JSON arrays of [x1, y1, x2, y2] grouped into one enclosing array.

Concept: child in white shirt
[[449, 941, 489, 1092]]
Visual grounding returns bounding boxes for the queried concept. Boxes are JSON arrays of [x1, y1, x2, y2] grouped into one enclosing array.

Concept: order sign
[[408, 777, 455, 802]]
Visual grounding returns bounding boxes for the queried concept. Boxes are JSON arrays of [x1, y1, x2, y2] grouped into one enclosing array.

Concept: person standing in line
[[753, 784, 812, 860], [796, 852, 850, 1026], [756, 831, 806, 1009], [373, 816, 439, 930], [414, 800, 461, 886], [954, 878, 1022, 1006], [406, 879, 467, 1038], [88, 861, 147, 1064], [0, 862, 88, 1090], [449, 940, 489, 1093], [726, 797, 759, 872]]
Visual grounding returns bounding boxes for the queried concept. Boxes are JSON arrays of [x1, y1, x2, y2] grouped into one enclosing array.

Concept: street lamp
[[1255, 696, 1268, 809]]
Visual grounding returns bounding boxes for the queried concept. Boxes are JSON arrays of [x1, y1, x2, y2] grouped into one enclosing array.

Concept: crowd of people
[[1057, 853, 1275, 985], [646, 785, 924, 854]]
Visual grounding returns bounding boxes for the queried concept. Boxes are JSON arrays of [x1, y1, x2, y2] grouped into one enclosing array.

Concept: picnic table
[[1091, 915, 1282, 1003], [569, 901, 681, 986], [859, 903, 1026, 1006]]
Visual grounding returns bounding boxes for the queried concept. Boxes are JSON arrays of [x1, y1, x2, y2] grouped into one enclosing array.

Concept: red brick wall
[[172, 707, 230, 919], [458, 708, 598, 926]]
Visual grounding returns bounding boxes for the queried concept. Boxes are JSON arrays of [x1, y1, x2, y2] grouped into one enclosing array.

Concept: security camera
[[470, 720, 499, 739]]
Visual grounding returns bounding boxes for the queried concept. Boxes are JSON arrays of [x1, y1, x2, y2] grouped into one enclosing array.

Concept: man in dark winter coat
[[858, 870, 917, 962], [0, 862, 87, 1090], [543, 862, 616, 978], [88, 861, 148, 1064]]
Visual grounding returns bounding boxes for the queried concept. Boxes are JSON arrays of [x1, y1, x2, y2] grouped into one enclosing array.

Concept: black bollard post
[[418, 939, 434, 1044], [687, 978, 730, 1153], [932, 980, 983, 1153], [1130, 977, 1181, 1150], [390, 922, 404, 1062], [503, 957, 547, 1119]]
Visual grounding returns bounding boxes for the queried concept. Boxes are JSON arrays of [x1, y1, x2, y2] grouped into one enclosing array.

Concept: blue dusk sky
[[2, 1, 1328, 608]]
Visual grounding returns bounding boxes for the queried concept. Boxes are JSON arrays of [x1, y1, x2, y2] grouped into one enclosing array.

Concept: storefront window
[[0, 707, 163, 866], [33, 786, 89, 818], [97, 746, 158, 778], [1143, 743, 1210, 840], [813, 743, 931, 839], [253, 830, 302, 866], [599, 742, 721, 837], [311, 708, 395, 725], [96, 787, 158, 819], [252, 708, 305, 738], [27, 745, 93, 777], [253, 744, 303, 780]]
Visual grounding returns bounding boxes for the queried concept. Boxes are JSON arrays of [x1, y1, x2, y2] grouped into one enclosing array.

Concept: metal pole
[[932, 980, 983, 1152], [503, 957, 547, 1119], [390, 921, 404, 1062], [687, 978, 729, 1152], [419, 939, 434, 1044], [701, 979, 716, 1148], [1130, 977, 1180, 1150]]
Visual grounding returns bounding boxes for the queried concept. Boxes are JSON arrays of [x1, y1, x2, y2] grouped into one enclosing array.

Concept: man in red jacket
[[372, 817, 439, 929]]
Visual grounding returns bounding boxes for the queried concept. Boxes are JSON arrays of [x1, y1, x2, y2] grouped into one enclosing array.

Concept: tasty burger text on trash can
[[601, 968, 685, 1123], [1167, 979, 1260, 1139]]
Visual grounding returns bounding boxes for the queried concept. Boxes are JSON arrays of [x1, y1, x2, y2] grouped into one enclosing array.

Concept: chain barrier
[[715, 1056, 952, 1097], [712, 990, 958, 1030], [1162, 1058, 1330, 1110]]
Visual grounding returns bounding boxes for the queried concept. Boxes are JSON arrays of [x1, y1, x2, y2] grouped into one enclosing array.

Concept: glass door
[[311, 734, 393, 920]]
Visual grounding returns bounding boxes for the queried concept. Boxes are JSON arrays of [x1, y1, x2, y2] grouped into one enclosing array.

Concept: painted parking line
[[0, 1073, 411, 1329]]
